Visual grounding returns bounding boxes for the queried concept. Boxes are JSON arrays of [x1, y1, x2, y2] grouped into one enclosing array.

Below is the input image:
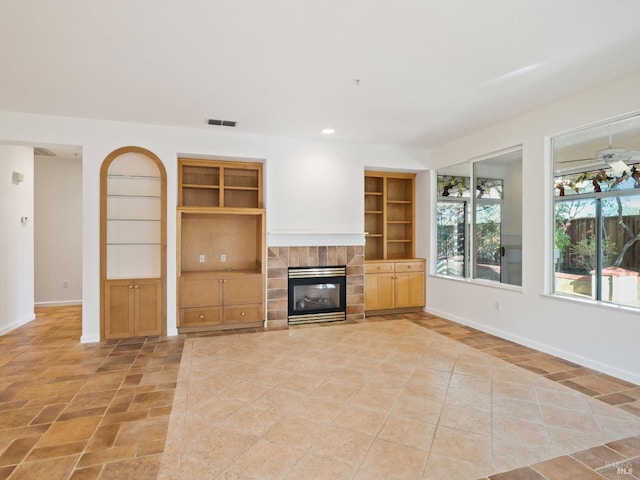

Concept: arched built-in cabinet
[[100, 147, 167, 339]]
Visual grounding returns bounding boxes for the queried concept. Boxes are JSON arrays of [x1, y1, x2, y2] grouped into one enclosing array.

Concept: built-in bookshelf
[[100, 147, 167, 339], [364, 171, 415, 260]]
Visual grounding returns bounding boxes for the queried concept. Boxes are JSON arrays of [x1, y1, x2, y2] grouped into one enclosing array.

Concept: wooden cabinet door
[[395, 272, 425, 309], [222, 275, 263, 325], [365, 273, 396, 311], [180, 276, 222, 307], [105, 280, 134, 339], [223, 275, 263, 305], [105, 278, 162, 338], [134, 279, 162, 336]]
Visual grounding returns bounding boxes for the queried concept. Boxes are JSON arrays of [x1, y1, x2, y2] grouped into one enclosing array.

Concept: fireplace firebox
[[288, 266, 346, 325]]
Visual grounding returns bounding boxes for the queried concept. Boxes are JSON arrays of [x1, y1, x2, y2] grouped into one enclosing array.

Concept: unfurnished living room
[[1, 1, 640, 479]]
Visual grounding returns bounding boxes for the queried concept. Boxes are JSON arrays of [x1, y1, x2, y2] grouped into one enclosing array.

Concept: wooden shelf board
[[183, 184, 220, 189], [107, 242, 161, 246], [107, 194, 161, 199], [224, 186, 259, 191], [107, 174, 160, 180]]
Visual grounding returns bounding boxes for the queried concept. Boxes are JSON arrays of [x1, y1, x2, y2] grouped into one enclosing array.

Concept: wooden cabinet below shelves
[[104, 278, 162, 339], [364, 262, 396, 311], [178, 272, 263, 332], [365, 259, 425, 314]]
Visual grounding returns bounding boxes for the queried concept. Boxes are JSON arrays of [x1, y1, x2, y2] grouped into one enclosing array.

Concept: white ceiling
[[2, 0, 640, 151]]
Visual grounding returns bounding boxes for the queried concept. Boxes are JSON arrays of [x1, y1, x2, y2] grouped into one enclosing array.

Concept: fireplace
[[266, 245, 364, 328], [288, 265, 346, 325]]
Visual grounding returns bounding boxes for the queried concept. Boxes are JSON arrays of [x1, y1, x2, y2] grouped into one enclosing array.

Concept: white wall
[[34, 156, 82, 305], [0, 117, 428, 342], [0, 145, 35, 333], [424, 70, 640, 383]]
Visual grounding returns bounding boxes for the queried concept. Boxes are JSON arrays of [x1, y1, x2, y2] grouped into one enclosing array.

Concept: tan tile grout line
[[419, 346, 455, 479], [0, 307, 187, 479], [400, 313, 640, 480], [12, 307, 636, 479], [71, 337, 151, 477], [186, 313, 640, 479], [405, 315, 640, 417]]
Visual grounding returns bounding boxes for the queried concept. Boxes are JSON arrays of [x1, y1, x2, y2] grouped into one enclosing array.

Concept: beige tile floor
[[159, 318, 640, 480]]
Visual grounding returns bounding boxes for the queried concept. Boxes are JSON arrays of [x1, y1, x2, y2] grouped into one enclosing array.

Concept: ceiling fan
[[555, 125, 640, 174]]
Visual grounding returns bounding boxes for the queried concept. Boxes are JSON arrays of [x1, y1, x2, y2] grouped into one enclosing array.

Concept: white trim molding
[[267, 231, 366, 247], [0, 313, 35, 336], [425, 306, 640, 386]]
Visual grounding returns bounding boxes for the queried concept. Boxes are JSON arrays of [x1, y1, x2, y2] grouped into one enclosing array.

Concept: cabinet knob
[[241, 311, 246, 316], [129, 285, 133, 289], [134, 285, 139, 289], [199, 314, 204, 319]]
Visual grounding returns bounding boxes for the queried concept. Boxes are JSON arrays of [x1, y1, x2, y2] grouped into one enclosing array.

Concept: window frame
[[433, 147, 523, 289], [552, 188, 640, 307], [550, 114, 640, 310], [473, 196, 503, 282], [436, 197, 469, 279]]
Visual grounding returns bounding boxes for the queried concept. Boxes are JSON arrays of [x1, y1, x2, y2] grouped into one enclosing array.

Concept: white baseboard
[[425, 306, 640, 385], [0, 313, 36, 336], [35, 300, 82, 307], [80, 334, 100, 343], [167, 327, 179, 337]]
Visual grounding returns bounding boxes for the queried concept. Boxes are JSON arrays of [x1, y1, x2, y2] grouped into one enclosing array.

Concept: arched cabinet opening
[[100, 147, 167, 339]]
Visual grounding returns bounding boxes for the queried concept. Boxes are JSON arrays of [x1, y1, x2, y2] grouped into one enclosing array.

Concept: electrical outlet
[[63, 281, 69, 288], [220, 254, 227, 263], [495, 301, 500, 311], [199, 254, 205, 263]]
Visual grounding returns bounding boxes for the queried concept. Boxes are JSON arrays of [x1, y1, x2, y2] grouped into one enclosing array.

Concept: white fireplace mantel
[[267, 230, 366, 247]]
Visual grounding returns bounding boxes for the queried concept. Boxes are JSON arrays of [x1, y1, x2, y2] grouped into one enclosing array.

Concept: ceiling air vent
[[207, 118, 237, 127], [34, 147, 56, 157]]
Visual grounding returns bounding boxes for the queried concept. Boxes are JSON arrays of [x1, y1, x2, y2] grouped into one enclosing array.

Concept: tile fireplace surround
[[266, 246, 365, 328]]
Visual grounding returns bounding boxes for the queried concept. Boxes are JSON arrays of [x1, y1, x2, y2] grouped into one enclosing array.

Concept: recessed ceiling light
[[322, 128, 335, 135]]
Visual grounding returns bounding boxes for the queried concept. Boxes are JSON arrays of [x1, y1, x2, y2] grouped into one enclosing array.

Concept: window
[[436, 174, 470, 278], [552, 115, 640, 308], [436, 149, 522, 286]]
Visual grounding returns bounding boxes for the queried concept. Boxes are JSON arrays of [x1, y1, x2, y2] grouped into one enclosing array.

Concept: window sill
[[428, 273, 523, 293], [544, 292, 640, 313]]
